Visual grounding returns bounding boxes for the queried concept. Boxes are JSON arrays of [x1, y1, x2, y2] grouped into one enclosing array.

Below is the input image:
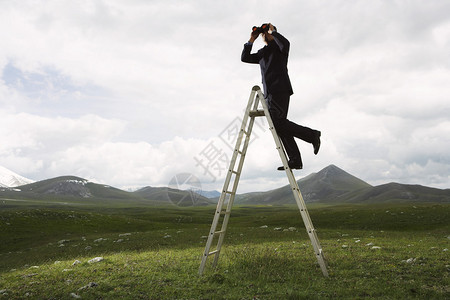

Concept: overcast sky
[[1, 0, 449, 193]]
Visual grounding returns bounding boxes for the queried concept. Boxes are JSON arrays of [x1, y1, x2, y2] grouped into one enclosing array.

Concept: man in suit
[[241, 23, 321, 171]]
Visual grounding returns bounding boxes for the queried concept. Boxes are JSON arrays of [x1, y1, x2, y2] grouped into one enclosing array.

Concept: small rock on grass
[[70, 293, 81, 298], [94, 238, 106, 243], [79, 282, 98, 291], [72, 260, 82, 266], [88, 257, 103, 264]]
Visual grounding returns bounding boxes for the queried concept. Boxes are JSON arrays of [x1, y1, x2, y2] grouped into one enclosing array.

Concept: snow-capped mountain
[[0, 166, 35, 187]]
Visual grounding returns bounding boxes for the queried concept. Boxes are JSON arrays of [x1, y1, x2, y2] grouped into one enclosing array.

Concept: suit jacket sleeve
[[241, 43, 260, 64], [271, 31, 290, 55]]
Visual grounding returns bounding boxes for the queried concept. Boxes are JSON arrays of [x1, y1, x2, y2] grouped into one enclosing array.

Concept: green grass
[[0, 203, 449, 299]]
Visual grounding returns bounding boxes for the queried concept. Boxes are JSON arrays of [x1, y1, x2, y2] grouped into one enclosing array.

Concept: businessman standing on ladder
[[241, 23, 321, 170]]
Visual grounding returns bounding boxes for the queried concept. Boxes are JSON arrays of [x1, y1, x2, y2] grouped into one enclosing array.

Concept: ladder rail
[[257, 88, 329, 276], [199, 87, 260, 275], [212, 93, 262, 268]]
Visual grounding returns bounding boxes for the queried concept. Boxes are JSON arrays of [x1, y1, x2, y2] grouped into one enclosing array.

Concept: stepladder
[[198, 86, 329, 277]]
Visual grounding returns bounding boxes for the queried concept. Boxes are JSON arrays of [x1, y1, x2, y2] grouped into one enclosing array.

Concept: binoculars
[[252, 23, 270, 34]]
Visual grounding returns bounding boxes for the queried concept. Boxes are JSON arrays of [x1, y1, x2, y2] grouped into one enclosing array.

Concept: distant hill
[[0, 166, 34, 188], [344, 182, 450, 203], [0, 176, 152, 205], [134, 186, 213, 206], [236, 165, 450, 204], [0, 172, 213, 207], [236, 165, 372, 204], [197, 190, 221, 199], [298, 164, 372, 202], [0, 175, 213, 207]]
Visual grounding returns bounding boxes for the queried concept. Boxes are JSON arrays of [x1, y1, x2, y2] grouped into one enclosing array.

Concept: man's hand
[[249, 30, 259, 43], [268, 23, 276, 34]]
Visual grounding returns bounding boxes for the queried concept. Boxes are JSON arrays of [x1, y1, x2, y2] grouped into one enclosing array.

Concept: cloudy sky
[[1, 0, 449, 193]]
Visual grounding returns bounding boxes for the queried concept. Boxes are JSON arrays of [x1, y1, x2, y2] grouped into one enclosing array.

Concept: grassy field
[[0, 201, 449, 299]]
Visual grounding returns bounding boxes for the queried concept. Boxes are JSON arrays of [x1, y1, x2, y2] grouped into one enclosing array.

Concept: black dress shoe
[[277, 160, 303, 171], [313, 131, 321, 155]]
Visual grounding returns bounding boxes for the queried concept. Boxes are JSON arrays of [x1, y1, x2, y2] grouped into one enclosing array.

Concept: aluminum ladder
[[198, 86, 328, 277]]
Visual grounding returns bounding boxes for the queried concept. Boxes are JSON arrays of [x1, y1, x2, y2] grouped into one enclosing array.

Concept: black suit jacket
[[241, 31, 293, 97]]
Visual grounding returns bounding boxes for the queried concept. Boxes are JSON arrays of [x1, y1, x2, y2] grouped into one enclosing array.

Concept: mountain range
[[0, 174, 213, 207], [234, 164, 450, 204], [1, 165, 449, 205]]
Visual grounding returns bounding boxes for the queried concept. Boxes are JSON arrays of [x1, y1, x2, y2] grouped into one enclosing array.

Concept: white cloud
[[1, 0, 450, 192], [0, 110, 125, 174]]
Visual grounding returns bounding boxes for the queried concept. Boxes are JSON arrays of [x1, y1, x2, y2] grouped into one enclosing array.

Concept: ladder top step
[[249, 110, 265, 117], [208, 249, 220, 256]]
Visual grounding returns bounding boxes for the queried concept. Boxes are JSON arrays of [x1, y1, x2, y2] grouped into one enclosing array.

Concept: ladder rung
[[214, 230, 226, 235], [224, 191, 235, 195], [249, 110, 265, 117], [242, 129, 250, 136], [220, 210, 231, 215], [230, 170, 240, 175], [208, 250, 220, 256]]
